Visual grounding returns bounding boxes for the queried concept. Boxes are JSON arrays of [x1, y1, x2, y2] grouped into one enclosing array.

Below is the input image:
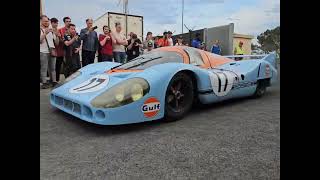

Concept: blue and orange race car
[[50, 46, 277, 125]]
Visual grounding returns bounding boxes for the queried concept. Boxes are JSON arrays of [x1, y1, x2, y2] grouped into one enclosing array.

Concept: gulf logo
[[141, 97, 161, 118]]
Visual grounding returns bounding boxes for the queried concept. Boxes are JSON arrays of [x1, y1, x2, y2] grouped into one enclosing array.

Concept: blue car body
[[50, 47, 277, 125]]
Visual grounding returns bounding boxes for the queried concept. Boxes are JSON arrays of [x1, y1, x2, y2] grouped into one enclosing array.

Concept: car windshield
[[114, 51, 184, 70]]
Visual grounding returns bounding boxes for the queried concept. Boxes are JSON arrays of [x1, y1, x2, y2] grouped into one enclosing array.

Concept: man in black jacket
[[80, 18, 99, 67]]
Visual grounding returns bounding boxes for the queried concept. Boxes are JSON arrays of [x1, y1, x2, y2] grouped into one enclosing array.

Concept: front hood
[[51, 71, 143, 103]]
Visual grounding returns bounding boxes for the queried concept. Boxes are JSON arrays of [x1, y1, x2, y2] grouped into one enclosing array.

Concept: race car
[[50, 46, 277, 125]]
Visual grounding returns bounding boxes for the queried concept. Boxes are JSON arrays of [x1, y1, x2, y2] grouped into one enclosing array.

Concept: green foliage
[[257, 26, 280, 54]]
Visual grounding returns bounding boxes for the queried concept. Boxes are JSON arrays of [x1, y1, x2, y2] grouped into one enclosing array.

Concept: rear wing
[[223, 53, 277, 68]]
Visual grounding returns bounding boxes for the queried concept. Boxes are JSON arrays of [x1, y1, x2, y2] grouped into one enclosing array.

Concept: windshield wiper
[[111, 56, 145, 70], [125, 56, 162, 70]]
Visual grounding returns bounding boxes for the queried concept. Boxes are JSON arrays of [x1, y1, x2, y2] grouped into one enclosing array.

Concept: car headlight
[[91, 78, 150, 108]]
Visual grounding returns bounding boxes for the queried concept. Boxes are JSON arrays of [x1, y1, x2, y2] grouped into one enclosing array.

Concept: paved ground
[[40, 65, 280, 180]]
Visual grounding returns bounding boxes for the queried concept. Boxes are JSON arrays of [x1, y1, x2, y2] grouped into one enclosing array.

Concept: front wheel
[[253, 81, 267, 98], [164, 73, 194, 122]]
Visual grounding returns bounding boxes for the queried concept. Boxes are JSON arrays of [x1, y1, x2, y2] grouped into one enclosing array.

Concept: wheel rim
[[167, 78, 193, 113]]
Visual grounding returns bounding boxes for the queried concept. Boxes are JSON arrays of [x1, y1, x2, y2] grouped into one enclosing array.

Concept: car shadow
[[53, 108, 167, 135], [52, 89, 279, 136]]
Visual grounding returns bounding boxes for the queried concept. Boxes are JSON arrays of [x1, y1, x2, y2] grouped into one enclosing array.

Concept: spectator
[[49, 17, 60, 85], [211, 40, 221, 55], [80, 18, 99, 67], [144, 41, 154, 53], [40, 15, 58, 89], [55, 17, 71, 82], [192, 33, 201, 49], [98, 26, 113, 62], [200, 42, 207, 51], [64, 24, 81, 77], [154, 36, 159, 48], [167, 31, 174, 46], [234, 41, 245, 60], [158, 32, 169, 47], [175, 36, 183, 46], [143, 32, 154, 51], [126, 33, 143, 61], [111, 22, 128, 63]]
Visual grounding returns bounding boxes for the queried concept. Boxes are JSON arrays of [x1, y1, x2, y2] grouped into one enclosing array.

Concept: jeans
[[100, 54, 113, 62], [113, 51, 127, 63], [55, 56, 64, 82], [65, 53, 81, 78], [82, 50, 96, 67], [40, 52, 56, 83]]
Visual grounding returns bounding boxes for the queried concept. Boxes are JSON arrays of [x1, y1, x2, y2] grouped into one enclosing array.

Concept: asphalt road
[[40, 66, 280, 180]]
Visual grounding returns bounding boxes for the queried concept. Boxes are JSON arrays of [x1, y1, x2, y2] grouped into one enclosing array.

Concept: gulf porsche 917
[[50, 46, 277, 125]]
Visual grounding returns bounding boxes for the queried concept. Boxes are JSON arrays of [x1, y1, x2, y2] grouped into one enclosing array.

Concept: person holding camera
[[55, 17, 71, 82], [99, 26, 113, 62], [126, 33, 143, 61], [143, 32, 154, 51], [64, 24, 81, 77], [158, 32, 169, 47], [80, 18, 99, 67], [40, 15, 58, 89]]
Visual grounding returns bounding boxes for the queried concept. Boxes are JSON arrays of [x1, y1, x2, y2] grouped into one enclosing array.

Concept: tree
[[257, 26, 280, 54]]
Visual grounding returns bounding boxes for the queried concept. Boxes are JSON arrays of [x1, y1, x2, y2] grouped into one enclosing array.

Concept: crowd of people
[[40, 15, 244, 89]]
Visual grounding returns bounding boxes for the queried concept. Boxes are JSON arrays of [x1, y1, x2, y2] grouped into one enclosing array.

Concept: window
[[115, 51, 184, 70], [183, 47, 204, 66]]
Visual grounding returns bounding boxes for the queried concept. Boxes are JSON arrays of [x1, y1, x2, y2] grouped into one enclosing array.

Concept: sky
[[43, 0, 280, 44]]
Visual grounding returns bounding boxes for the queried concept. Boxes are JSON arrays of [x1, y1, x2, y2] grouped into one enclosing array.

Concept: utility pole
[[182, 0, 184, 34], [40, 0, 43, 15]]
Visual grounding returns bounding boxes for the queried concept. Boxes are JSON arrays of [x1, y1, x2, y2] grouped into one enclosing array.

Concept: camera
[[92, 26, 98, 30]]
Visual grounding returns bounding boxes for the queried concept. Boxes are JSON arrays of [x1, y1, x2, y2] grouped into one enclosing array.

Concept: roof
[[233, 33, 254, 39]]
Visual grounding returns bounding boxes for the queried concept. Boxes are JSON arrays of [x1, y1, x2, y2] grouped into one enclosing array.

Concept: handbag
[[41, 28, 57, 57]]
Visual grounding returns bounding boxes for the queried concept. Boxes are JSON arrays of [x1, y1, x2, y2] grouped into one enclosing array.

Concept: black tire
[[253, 81, 267, 98], [164, 72, 194, 122]]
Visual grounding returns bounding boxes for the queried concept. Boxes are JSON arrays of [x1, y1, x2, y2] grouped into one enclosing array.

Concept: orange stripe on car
[[106, 69, 143, 74]]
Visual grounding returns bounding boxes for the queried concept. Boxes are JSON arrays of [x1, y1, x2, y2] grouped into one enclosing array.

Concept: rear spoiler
[[223, 53, 277, 68]]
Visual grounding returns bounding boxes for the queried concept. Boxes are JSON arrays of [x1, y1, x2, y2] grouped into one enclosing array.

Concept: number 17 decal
[[69, 74, 110, 94], [208, 71, 236, 96]]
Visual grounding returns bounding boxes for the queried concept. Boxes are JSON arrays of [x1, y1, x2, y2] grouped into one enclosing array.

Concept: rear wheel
[[164, 73, 194, 121]]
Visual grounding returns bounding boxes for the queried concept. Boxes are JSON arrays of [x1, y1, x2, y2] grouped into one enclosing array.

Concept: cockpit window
[[183, 47, 204, 66], [114, 51, 183, 70]]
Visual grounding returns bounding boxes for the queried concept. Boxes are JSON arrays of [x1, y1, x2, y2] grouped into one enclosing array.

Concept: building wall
[[233, 37, 252, 55], [204, 23, 234, 55], [172, 29, 204, 46]]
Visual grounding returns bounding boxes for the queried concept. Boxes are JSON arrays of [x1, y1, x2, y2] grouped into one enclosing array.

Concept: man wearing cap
[[234, 41, 245, 60]]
